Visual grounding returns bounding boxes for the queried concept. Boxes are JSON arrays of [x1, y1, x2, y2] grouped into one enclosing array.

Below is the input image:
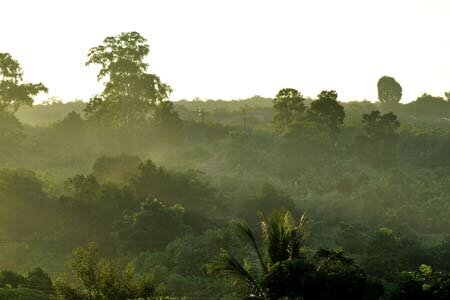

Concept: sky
[[1, 0, 449, 103]]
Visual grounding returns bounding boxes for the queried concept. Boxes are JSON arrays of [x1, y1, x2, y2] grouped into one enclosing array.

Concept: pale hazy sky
[[1, 0, 449, 103]]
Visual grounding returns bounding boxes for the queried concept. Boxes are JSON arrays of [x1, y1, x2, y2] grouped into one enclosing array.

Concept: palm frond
[[234, 220, 268, 274], [259, 210, 307, 263], [208, 249, 262, 297]]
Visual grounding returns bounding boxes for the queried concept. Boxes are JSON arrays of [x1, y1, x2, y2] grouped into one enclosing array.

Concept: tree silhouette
[[308, 90, 345, 141], [357, 110, 400, 166], [272, 88, 306, 135], [85, 32, 171, 128], [209, 210, 307, 299], [0, 53, 47, 112], [377, 76, 402, 104]]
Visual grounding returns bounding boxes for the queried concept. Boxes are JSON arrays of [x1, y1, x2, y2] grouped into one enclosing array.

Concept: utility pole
[[243, 107, 247, 131], [198, 106, 205, 143], [201, 108, 205, 127]]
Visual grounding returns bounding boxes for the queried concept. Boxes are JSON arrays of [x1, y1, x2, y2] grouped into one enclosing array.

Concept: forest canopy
[[1, 31, 450, 300]]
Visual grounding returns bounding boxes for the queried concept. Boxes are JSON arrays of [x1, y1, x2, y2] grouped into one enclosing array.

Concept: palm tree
[[208, 210, 306, 299]]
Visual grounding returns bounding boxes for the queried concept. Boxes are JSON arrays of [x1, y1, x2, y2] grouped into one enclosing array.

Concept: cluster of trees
[[2, 31, 450, 300], [210, 210, 384, 300], [1, 32, 183, 162], [0, 243, 155, 300], [273, 89, 345, 141], [219, 211, 450, 300], [4, 210, 450, 300], [271, 87, 402, 169]]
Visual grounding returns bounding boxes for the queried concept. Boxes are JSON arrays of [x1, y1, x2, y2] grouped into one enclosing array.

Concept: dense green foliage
[[0, 53, 47, 113], [2, 31, 450, 299]]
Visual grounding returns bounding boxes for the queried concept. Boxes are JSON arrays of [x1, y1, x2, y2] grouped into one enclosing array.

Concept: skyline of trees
[[2, 31, 450, 300]]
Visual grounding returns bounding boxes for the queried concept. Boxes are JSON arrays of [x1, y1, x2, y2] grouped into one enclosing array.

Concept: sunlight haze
[[1, 0, 449, 103]]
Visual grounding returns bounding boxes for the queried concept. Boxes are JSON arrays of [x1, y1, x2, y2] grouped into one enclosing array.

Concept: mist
[[1, 2, 450, 300]]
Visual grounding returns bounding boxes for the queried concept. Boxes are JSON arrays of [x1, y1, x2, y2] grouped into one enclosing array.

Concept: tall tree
[[357, 110, 400, 166], [308, 90, 345, 141], [85, 32, 172, 128], [0, 53, 47, 158], [0, 53, 47, 112], [272, 88, 306, 135], [377, 76, 402, 104]]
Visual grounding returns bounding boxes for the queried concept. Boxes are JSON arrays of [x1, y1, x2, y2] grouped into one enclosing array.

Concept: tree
[[377, 76, 402, 104], [357, 110, 400, 166], [52, 111, 85, 133], [50, 111, 87, 149], [152, 100, 183, 143], [133, 228, 243, 299], [391, 265, 450, 300], [0, 53, 47, 112], [362, 228, 426, 282], [361, 110, 400, 140], [209, 210, 382, 300], [92, 154, 141, 185], [406, 93, 450, 117], [64, 174, 101, 203], [130, 160, 218, 214], [308, 249, 384, 300], [0, 111, 25, 160], [0, 169, 51, 240], [85, 32, 171, 128], [432, 235, 450, 271], [113, 199, 189, 253], [153, 101, 182, 129], [0, 53, 46, 158], [308, 90, 345, 140], [239, 183, 296, 228], [0, 268, 53, 294], [0, 270, 27, 288], [208, 210, 307, 299], [25, 268, 53, 293], [54, 242, 155, 300], [272, 88, 306, 135]]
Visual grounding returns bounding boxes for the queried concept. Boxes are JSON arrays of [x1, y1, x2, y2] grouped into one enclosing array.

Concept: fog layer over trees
[[1, 32, 450, 300]]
